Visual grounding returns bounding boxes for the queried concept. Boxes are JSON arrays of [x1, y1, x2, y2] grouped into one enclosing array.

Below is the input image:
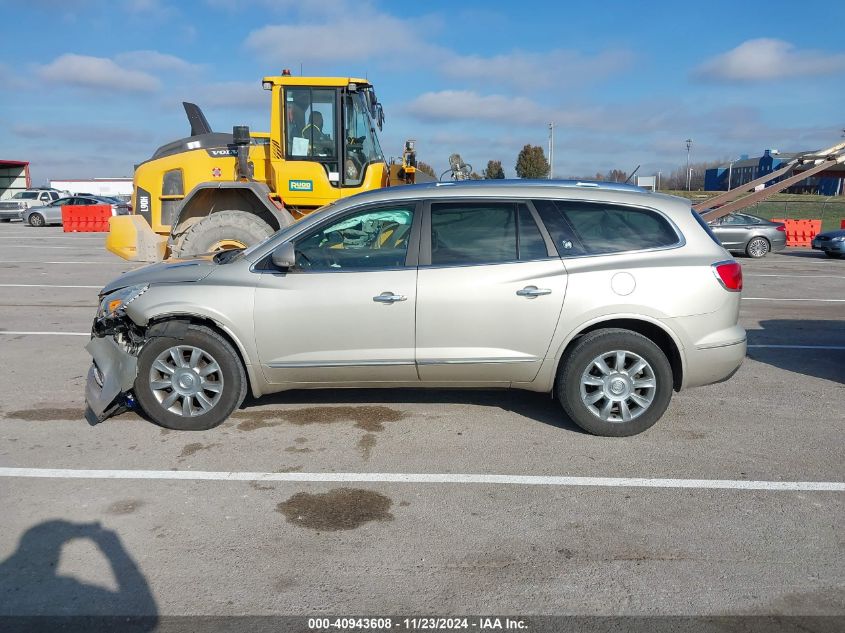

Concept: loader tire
[[172, 210, 275, 258]]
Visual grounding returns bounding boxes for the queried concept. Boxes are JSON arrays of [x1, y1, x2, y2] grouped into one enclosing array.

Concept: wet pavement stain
[[3, 407, 84, 421], [178, 442, 220, 458], [250, 480, 276, 491], [357, 433, 376, 460], [107, 499, 145, 515], [284, 446, 312, 453], [276, 488, 394, 531], [233, 406, 406, 432], [275, 465, 303, 473]]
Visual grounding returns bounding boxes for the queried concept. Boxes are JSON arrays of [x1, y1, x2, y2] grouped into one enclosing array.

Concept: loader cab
[[265, 74, 388, 208]]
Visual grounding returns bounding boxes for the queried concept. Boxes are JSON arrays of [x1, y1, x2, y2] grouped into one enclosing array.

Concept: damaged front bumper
[[85, 333, 138, 423]]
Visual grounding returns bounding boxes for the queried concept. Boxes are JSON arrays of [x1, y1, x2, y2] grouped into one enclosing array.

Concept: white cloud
[[37, 54, 160, 92], [115, 50, 202, 74], [245, 11, 426, 65], [182, 81, 269, 111], [405, 90, 603, 129], [441, 48, 634, 90], [695, 38, 845, 82], [11, 122, 151, 145]]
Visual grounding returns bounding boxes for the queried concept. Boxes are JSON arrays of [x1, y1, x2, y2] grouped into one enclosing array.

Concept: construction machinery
[[697, 141, 845, 221], [108, 72, 405, 262]]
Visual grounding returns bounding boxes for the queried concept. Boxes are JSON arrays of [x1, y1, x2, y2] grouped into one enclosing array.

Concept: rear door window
[[534, 200, 679, 256]]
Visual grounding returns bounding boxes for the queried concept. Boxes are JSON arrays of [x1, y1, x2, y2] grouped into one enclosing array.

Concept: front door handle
[[373, 292, 407, 303], [516, 286, 552, 298]]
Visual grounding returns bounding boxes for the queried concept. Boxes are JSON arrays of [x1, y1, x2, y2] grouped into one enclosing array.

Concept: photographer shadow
[[0, 520, 157, 631]]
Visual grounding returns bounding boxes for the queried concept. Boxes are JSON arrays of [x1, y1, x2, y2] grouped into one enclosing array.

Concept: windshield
[[343, 91, 384, 186]]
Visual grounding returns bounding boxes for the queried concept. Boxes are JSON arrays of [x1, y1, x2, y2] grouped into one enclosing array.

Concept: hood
[[817, 229, 845, 239], [100, 256, 217, 295]]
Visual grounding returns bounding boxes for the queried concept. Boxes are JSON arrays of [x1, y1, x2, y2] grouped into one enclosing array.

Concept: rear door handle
[[373, 292, 407, 303], [516, 286, 552, 298]]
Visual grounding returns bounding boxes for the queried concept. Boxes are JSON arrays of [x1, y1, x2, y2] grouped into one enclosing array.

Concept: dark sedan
[[707, 212, 786, 258], [811, 229, 845, 258]]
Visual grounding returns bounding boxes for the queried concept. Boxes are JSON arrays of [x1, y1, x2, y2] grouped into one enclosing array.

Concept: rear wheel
[[134, 324, 246, 430], [0, 218, 10, 223], [172, 210, 274, 258], [745, 236, 770, 258], [28, 213, 45, 227], [557, 329, 674, 437]]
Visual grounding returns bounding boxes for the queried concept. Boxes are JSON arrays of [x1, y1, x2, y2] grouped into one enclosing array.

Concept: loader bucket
[[106, 215, 168, 262]]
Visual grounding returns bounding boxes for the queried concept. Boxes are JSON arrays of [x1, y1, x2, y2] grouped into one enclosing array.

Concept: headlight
[[97, 284, 149, 318], [831, 236, 845, 243]]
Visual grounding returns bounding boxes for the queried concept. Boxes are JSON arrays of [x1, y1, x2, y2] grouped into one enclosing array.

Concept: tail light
[[712, 260, 742, 292], [776, 225, 786, 232]]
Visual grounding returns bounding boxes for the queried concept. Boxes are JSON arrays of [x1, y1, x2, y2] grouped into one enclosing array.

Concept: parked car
[[811, 229, 845, 258], [86, 180, 746, 437], [0, 189, 63, 222], [22, 195, 131, 227], [706, 212, 786, 258]]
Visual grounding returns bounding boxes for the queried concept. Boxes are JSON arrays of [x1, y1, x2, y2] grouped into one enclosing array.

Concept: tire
[[28, 213, 45, 227], [134, 324, 247, 430], [745, 236, 770, 258], [0, 218, 10, 223], [172, 210, 274, 258], [824, 252, 842, 259], [557, 328, 674, 437]]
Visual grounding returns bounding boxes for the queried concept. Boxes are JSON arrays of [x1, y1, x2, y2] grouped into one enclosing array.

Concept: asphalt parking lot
[[0, 224, 842, 622]]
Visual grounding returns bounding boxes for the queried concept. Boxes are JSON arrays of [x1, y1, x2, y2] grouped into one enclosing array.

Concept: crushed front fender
[[85, 336, 138, 422]]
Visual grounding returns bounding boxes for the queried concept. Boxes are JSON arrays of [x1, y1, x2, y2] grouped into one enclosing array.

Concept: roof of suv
[[336, 178, 689, 210]]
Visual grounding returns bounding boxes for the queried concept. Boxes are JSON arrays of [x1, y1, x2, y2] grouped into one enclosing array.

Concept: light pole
[[548, 122, 555, 179], [657, 171, 661, 190], [685, 138, 693, 191]]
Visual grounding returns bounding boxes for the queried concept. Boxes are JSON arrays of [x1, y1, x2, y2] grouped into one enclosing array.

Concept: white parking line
[[0, 261, 128, 265], [1, 245, 90, 249], [742, 297, 845, 303], [746, 274, 845, 279], [0, 236, 104, 240], [0, 467, 841, 492], [748, 344, 845, 350], [0, 284, 101, 289], [0, 331, 89, 336]]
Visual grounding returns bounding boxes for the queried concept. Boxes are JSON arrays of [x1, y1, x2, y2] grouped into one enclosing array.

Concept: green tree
[[416, 162, 437, 178], [515, 145, 550, 179], [483, 159, 505, 179]]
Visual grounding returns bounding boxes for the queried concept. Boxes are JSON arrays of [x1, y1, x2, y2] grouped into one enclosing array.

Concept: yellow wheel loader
[[107, 72, 399, 262]]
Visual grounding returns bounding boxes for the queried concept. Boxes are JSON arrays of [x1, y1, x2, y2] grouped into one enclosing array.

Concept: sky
[[2, 0, 844, 184]]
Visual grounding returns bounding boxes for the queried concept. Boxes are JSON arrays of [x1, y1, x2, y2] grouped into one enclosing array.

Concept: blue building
[[704, 149, 843, 195]]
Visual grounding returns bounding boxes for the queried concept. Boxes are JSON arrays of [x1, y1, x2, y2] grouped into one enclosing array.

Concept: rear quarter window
[[534, 200, 680, 256], [691, 210, 723, 246]]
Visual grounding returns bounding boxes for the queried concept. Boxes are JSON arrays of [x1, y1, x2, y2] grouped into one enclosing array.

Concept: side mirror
[[271, 242, 296, 270]]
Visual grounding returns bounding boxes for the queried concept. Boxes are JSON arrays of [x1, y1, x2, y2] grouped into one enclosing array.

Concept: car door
[[415, 200, 567, 383], [709, 213, 749, 249], [254, 202, 421, 384]]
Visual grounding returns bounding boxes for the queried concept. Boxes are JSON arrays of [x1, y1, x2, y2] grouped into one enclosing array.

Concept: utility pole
[[685, 138, 693, 191], [548, 122, 555, 179], [657, 171, 661, 190]]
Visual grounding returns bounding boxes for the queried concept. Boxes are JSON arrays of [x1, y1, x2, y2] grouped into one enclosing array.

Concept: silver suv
[[86, 180, 746, 436]]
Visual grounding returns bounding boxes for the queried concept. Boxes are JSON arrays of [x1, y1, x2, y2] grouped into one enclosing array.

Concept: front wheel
[[134, 324, 246, 430], [745, 236, 770, 258], [172, 210, 275, 258], [28, 213, 45, 227], [824, 252, 842, 259], [557, 329, 674, 437]]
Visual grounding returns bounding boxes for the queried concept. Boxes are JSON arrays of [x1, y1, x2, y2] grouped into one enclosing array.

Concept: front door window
[[294, 205, 415, 271]]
